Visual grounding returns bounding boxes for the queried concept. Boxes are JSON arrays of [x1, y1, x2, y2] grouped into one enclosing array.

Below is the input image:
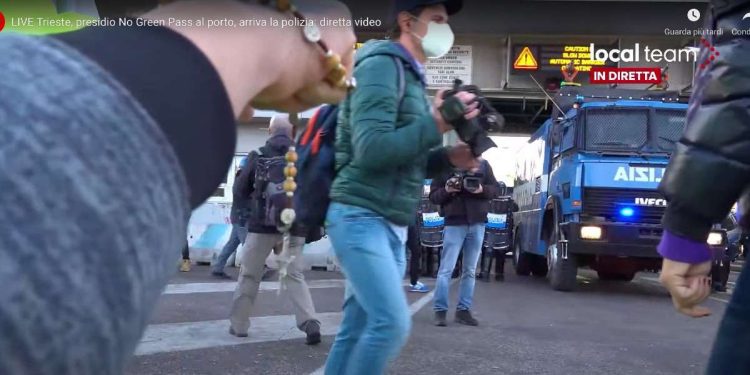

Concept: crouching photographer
[[429, 159, 499, 327]]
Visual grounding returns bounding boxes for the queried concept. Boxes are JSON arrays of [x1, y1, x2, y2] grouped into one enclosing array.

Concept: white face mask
[[410, 18, 454, 59]]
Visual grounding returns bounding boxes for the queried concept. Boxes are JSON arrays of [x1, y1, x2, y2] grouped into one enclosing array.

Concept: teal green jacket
[[330, 40, 453, 226]]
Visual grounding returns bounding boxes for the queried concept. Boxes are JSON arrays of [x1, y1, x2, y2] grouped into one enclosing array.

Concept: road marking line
[[710, 296, 730, 303], [135, 312, 343, 356], [138, 281, 443, 357], [163, 279, 347, 295], [309, 280, 451, 375]]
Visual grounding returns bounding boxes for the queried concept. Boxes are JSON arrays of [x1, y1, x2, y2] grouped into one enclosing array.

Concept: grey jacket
[[0, 34, 189, 374]]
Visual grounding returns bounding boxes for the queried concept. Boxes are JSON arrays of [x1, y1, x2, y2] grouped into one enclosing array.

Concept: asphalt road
[[124, 260, 743, 375]]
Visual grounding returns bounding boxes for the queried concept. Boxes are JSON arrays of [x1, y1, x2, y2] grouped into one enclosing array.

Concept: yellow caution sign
[[513, 47, 539, 71]]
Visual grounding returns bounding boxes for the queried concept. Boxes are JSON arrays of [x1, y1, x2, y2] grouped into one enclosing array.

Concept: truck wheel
[[597, 271, 635, 282], [547, 227, 577, 291], [711, 260, 730, 292], [530, 255, 548, 278], [513, 236, 532, 276]]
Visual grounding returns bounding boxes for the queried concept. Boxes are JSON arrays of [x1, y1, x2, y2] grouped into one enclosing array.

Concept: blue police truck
[[511, 87, 721, 291]]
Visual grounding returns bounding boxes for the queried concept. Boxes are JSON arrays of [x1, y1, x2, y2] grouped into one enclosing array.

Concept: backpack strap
[[334, 56, 409, 174], [391, 56, 407, 108], [300, 107, 324, 146]]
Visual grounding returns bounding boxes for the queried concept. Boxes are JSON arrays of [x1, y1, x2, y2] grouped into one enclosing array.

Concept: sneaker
[[434, 311, 447, 327], [179, 259, 191, 272], [303, 320, 321, 345], [455, 310, 478, 326], [211, 271, 232, 280], [409, 281, 430, 293], [229, 326, 248, 338]]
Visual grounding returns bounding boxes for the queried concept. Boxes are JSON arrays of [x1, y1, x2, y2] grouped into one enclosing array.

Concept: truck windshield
[[583, 108, 686, 154]]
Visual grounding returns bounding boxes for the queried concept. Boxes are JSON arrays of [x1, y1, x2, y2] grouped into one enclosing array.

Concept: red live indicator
[[590, 67, 662, 84], [0, 11, 5, 32]]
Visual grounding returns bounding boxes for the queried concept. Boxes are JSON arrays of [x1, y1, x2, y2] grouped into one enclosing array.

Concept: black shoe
[[495, 273, 505, 282], [714, 284, 727, 293], [229, 326, 248, 338], [455, 310, 479, 326], [212, 271, 232, 279], [303, 320, 321, 345], [434, 311, 447, 327]]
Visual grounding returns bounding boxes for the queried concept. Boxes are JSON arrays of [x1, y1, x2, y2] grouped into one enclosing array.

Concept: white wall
[[454, 35, 506, 90], [236, 125, 269, 154]]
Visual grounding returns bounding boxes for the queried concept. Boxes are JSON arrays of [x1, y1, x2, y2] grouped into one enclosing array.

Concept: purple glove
[[657, 230, 712, 264]]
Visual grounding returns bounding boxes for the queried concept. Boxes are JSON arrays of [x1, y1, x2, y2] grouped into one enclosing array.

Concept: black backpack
[[251, 155, 288, 228]]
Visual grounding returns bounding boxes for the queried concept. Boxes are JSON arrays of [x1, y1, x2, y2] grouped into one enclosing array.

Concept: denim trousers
[[323, 202, 411, 375], [706, 260, 750, 374], [211, 224, 246, 273], [433, 223, 485, 312]]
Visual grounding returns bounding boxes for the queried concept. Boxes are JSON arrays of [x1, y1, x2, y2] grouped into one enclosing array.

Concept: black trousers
[[182, 244, 190, 260], [406, 225, 422, 285], [493, 247, 506, 275]]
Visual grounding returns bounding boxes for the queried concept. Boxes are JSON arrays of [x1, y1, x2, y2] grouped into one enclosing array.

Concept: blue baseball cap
[[391, 0, 463, 17]]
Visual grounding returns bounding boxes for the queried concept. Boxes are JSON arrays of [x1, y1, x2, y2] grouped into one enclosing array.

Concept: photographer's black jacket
[[429, 161, 499, 226]]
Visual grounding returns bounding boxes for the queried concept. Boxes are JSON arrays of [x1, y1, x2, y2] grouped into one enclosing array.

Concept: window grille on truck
[[585, 109, 648, 151]]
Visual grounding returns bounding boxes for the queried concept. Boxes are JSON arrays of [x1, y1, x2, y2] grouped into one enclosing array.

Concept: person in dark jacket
[[430, 159, 498, 326], [228, 115, 321, 345], [656, 1, 750, 373], [210, 157, 251, 278]]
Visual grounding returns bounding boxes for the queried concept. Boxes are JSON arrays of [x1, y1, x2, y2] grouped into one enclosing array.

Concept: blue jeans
[[434, 224, 485, 312], [706, 260, 750, 374], [324, 202, 411, 375], [211, 224, 246, 273]]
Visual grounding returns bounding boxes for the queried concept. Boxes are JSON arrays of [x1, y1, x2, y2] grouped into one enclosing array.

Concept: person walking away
[[407, 221, 429, 292], [655, 1, 750, 373], [430, 159, 498, 326], [323, 0, 482, 373], [180, 245, 191, 272], [229, 115, 321, 345], [211, 157, 251, 278]]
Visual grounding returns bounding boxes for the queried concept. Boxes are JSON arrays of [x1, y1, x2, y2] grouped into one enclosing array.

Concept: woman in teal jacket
[[323, 1, 479, 374]]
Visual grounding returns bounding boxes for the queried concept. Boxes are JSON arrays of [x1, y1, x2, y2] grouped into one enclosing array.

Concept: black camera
[[447, 171, 483, 193], [439, 79, 503, 157]]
